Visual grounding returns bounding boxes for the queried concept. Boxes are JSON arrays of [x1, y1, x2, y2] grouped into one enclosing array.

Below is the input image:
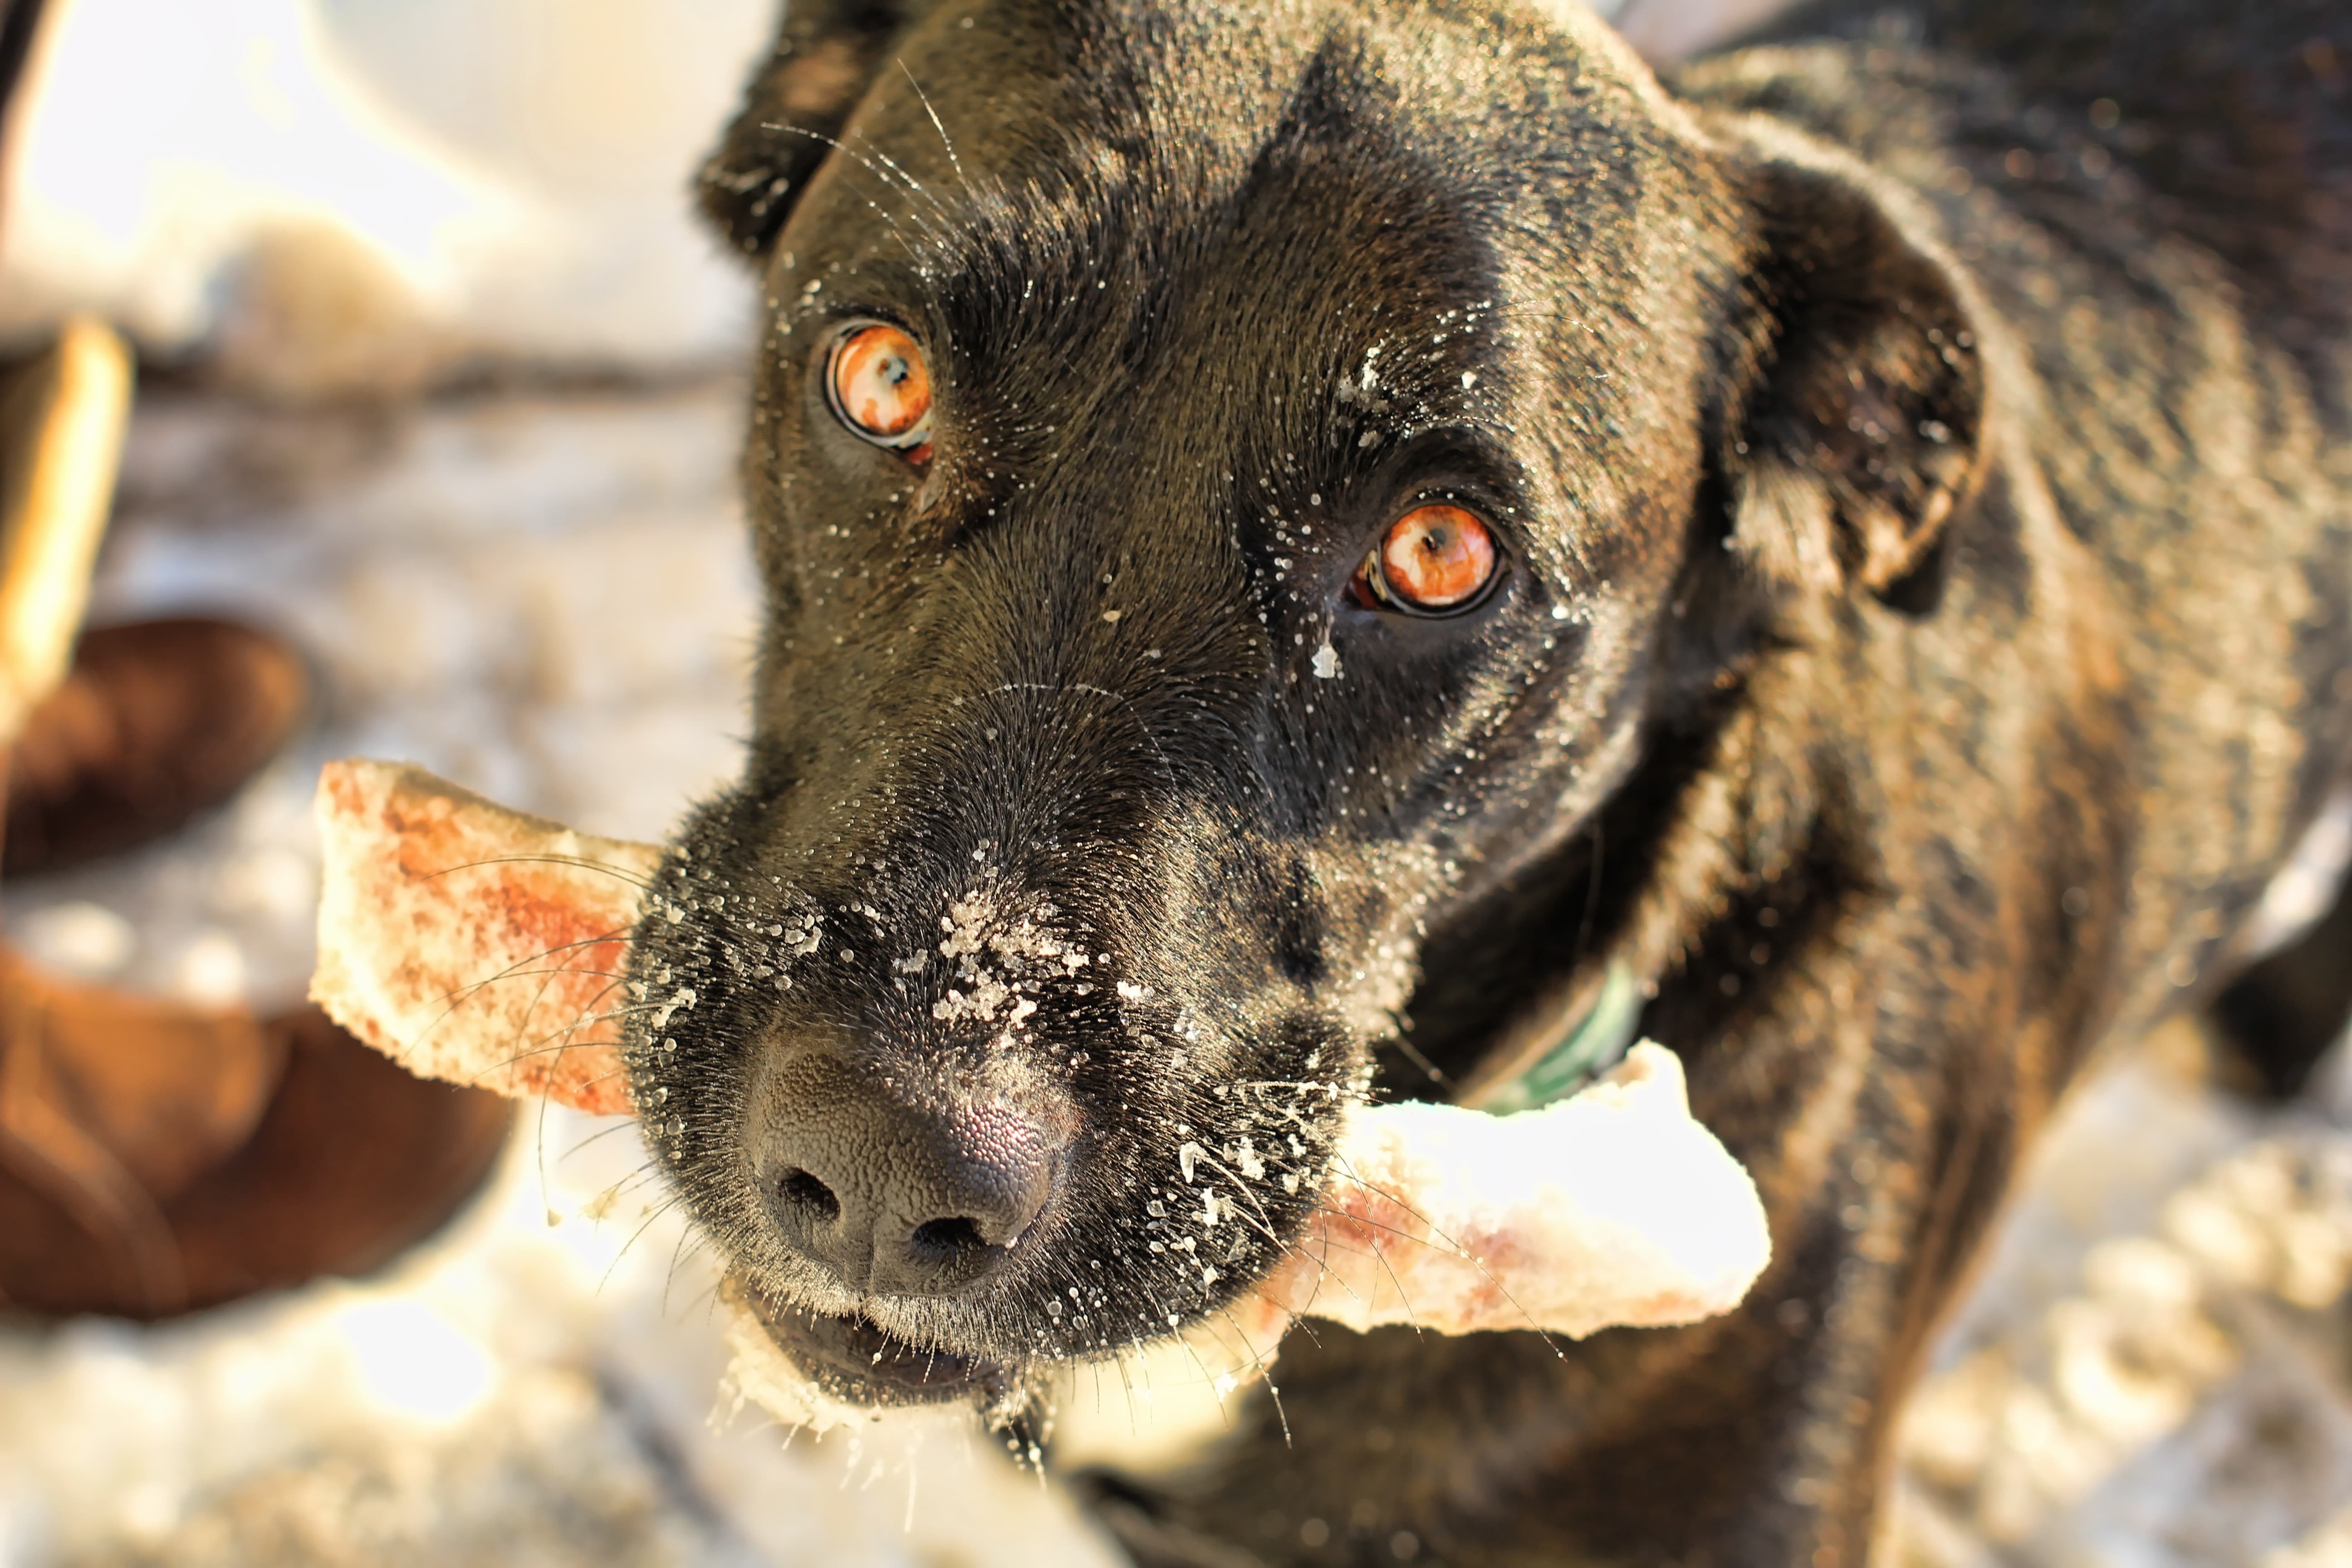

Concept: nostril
[[753, 1045, 1066, 1296], [777, 1167, 841, 1224], [909, 1215, 985, 1259]]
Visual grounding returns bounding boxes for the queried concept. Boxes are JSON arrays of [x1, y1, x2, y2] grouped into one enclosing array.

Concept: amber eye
[[826, 322, 933, 455], [1352, 504, 1499, 612]]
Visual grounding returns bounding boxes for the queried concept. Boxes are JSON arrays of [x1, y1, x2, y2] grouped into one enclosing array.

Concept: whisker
[[1108, 1344, 1143, 1439], [1286, 1220, 1422, 1332], [496, 969, 630, 1195], [1167, 1324, 1245, 1426], [1210, 1303, 1292, 1448], [557, 1117, 643, 1163], [597, 1194, 685, 1295], [382, 930, 638, 1075], [418, 853, 655, 891], [476, 979, 633, 1068], [896, 59, 970, 196], [663, 1219, 706, 1317], [1182, 1148, 1282, 1236], [753, 122, 955, 258]]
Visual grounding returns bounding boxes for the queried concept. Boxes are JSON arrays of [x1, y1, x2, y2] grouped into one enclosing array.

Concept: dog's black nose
[[752, 1047, 1057, 1297]]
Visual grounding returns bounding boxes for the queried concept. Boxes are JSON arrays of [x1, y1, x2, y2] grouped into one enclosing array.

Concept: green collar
[[1475, 961, 1644, 1115]]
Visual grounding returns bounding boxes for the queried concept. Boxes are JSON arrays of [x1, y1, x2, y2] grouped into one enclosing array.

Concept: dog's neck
[[1404, 594, 1834, 1109]]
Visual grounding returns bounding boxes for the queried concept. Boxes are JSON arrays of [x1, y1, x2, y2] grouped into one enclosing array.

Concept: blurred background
[[1, 0, 772, 388], [0, 0, 2345, 1564]]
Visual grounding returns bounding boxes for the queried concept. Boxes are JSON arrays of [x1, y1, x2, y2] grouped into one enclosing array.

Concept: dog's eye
[[826, 323, 934, 457], [1350, 504, 1498, 613]]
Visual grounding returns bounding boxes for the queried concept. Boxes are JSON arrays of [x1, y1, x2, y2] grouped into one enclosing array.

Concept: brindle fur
[[623, 1, 2352, 1562]]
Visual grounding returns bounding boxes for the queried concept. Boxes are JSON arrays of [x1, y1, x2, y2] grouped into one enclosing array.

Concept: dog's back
[[1683, 0, 2352, 1046]]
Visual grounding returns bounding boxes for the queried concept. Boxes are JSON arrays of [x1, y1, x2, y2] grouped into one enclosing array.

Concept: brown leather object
[[3, 616, 310, 877], [0, 953, 513, 1321]]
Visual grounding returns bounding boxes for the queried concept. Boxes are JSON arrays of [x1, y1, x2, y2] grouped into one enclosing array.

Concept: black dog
[[622, 0, 2352, 1561]]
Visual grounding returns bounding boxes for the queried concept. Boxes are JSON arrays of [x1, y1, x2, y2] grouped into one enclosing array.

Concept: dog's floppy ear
[[698, 0, 943, 257], [1717, 129, 1987, 609]]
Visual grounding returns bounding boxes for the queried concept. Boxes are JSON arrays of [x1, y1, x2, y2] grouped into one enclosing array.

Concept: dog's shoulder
[[1666, 0, 2352, 1035]]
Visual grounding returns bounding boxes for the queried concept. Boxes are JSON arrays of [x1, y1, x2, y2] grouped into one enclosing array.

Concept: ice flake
[[1178, 1141, 1205, 1183]]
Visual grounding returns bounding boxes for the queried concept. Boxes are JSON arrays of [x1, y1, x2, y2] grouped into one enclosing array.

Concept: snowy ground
[[0, 380, 2347, 1566], [1883, 1030, 2352, 1568]]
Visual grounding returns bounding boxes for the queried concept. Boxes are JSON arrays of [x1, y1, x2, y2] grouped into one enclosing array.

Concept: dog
[[619, 0, 2352, 1561]]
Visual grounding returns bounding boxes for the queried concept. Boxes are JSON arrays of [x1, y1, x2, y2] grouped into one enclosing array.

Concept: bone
[[312, 759, 1771, 1369], [311, 758, 658, 1117], [1216, 1043, 1771, 1356]]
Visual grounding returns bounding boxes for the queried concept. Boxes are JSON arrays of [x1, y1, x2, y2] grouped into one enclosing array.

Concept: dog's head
[[623, 0, 1985, 1416]]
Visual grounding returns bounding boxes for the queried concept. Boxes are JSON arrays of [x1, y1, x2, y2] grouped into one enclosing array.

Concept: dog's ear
[[1717, 131, 1987, 610], [698, 0, 942, 257]]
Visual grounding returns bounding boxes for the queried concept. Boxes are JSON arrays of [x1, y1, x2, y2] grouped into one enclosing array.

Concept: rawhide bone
[[312, 759, 1772, 1346], [311, 759, 657, 1117]]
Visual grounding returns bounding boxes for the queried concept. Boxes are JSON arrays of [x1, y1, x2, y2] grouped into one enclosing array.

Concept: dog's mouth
[[744, 1290, 1022, 1411]]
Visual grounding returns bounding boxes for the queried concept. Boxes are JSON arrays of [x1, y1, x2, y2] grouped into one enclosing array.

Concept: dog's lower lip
[[749, 1292, 1003, 1405]]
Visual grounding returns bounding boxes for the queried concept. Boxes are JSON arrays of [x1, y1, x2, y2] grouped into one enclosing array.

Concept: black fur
[[624, 1, 2352, 1560]]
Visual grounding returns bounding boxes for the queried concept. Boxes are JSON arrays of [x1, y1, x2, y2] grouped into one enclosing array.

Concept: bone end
[[310, 758, 660, 1117], [1260, 1044, 1771, 1340]]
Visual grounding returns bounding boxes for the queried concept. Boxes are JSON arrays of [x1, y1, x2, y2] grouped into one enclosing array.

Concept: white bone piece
[[311, 760, 1772, 1404], [1192, 1043, 1771, 1380]]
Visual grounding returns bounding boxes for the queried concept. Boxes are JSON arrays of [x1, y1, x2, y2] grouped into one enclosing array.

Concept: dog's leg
[[2212, 788, 2352, 1100]]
